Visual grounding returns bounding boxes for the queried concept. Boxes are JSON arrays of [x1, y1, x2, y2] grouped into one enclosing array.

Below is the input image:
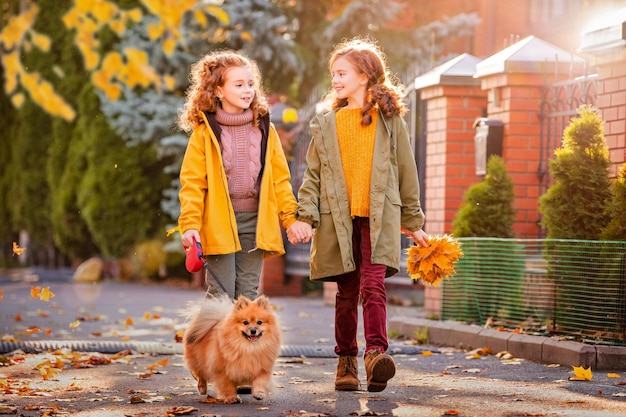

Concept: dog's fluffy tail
[[183, 294, 233, 344]]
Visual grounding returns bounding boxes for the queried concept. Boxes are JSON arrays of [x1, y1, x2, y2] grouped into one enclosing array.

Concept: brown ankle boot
[[364, 349, 395, 392], [335, 355, 359, 391]]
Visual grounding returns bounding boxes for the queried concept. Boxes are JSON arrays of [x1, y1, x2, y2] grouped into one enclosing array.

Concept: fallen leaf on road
[[569, 366, 592, 381], [495, 351, 513, 360], [607, 373, 621, 378]]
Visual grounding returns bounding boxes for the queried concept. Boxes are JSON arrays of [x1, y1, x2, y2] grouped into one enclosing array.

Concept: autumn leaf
[[69, 320, 81, 329], [39, 287, 55, 301], [569, 365, 592, 381], [31, 286, 55, 301], [607, 373, 621, 378], [12, 241, 26, 255], [125, 317, 134, 326], [165, 406, 199, 416]]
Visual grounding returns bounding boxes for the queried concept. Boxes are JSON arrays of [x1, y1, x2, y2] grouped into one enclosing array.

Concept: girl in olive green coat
[[295, 38, 429, 393]]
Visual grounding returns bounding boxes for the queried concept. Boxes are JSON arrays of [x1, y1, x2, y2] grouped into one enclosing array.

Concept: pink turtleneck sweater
[[215, 107, 262, 212]]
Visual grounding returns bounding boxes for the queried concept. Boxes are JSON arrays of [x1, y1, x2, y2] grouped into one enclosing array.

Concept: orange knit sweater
[[336, 108, 378, 218]]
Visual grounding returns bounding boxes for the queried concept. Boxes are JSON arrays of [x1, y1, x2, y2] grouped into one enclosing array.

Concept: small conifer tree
[[539, 105, 611, 239], [601, 163, 626, 240], [452, 155, 515, 237]]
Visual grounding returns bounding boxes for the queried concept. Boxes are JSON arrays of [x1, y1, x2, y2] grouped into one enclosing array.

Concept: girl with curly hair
[[177, 50, 312, 300]]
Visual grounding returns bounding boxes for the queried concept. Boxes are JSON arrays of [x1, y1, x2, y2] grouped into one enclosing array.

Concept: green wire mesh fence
[[441, 238, 626, 346]]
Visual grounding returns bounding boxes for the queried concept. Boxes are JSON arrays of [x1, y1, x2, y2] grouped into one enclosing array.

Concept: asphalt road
[[1, 270, 625, 416]]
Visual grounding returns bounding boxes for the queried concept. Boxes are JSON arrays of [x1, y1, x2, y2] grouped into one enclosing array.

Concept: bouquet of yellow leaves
[[405, 234, 464, 287]]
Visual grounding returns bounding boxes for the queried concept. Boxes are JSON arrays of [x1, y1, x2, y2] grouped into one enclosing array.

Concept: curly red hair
[[177, 50, 269, 132]]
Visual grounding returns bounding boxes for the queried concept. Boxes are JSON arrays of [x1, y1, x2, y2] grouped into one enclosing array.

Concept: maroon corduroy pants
[[334, 217, 388, 356]]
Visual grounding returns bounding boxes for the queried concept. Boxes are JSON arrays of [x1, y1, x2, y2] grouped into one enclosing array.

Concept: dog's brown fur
[[183, 294, 282, 403]]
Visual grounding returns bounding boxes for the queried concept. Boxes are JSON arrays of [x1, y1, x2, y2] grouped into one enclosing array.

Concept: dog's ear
[[254, 295, 271, 310], [234, 295, 250, 310]]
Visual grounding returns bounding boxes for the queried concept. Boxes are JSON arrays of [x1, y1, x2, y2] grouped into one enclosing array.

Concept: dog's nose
[[250, 328, 257, 335]]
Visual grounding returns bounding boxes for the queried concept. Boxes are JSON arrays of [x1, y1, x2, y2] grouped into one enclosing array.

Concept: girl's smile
[[217, 65, 256, 113], [330, 56, 368, 108]]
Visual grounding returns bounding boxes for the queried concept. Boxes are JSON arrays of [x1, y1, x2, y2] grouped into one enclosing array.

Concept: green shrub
[[452, 155, 514, 238], [601, 163, 626, 240], [539, 105, 611, 239]]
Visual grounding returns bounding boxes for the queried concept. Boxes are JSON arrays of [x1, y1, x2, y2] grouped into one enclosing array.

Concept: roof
[[474, 36, 585, 78], [413, 53, 483, 90], [579, 7, 626, 53]]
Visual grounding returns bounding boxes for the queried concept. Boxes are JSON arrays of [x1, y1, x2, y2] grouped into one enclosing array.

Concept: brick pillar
[[476, 72, 546, 238], [588, 49, 626, 176], [419, 84, 488, 316]]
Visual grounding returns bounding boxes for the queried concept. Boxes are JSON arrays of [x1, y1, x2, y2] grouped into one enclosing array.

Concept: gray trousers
[[204, 212, 264, 300]]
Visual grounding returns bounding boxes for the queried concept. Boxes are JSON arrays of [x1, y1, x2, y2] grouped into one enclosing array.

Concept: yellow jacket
[[178, 111, 297, 257]]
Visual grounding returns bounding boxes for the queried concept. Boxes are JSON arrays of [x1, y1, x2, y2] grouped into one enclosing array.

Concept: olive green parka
[[296, 109, 425, 280]]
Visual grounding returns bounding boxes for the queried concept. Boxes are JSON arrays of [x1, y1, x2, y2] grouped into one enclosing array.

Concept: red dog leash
[[185, 236, 228, 294]]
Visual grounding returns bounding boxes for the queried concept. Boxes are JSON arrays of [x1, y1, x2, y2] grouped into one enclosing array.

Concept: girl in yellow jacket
[[177, 51, 312, 300]]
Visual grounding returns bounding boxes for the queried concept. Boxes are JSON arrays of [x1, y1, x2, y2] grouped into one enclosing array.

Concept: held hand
[[401, 227, 429, 248], [287, 220, 313, 245], [181, 229, 201, 249]]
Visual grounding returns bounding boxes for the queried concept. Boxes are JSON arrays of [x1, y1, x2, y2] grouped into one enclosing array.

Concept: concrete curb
[[389, 316, 626, 370]]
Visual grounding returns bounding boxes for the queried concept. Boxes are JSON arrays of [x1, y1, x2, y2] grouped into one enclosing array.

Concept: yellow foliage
[[0, 3, 37, 50], [92, 0, 119, 23], [240, 31, 254, 42], [194, 10, 208, 27], [148, 21, 164, 40], [31, 32, 51, 52], [163, 38, 177, 57], [164, 75, 176, 91], [127, 8, 143, 23], [3, 0, 229, 120], [406, 235, 464, 286], [10, 93, 24, 108], [206, 5, 230, 24], [2, 52, 20, 93]]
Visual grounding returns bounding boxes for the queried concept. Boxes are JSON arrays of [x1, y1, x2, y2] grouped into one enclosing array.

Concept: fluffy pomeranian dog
[[183, 294, 282, 403]]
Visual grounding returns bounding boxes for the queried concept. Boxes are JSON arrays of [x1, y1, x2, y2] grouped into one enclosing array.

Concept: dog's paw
[[197, 383, 207, 396], [252, 390, 267, 401], [222, 395, 242, 404]]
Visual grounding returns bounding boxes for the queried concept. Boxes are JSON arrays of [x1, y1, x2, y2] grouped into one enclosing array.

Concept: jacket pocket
[[385, 186, 401, 206]]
